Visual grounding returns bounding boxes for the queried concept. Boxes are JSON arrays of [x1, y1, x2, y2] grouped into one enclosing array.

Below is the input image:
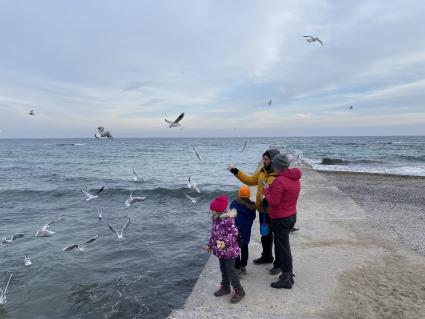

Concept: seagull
[[165, 112, 184, 128], [349, 105, 353, 110], [28, 109, 35, 116], [62, 234, 99, 252], [125, 192, 146, 207], [132, 169, 143, 182], [303, 35, 323, 45], [35, 216, 64, 237], [96, 208, 103, 221], [0, 274, 13, 305], [95, 126, 113, 139], [24, 255, 32, 267], [1, 233, 24, 244], [268, 99, 272, 106], [108, 218, 130, 240], [240, 141, 248, 153], [81, 186, 104, 201], [187, 176, 200, 193], [192, 147, 202, 160], [184, 194, 201, 203]]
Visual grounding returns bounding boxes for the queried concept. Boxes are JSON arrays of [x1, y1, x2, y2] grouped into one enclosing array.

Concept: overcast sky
[[0, 0, 424, 138]]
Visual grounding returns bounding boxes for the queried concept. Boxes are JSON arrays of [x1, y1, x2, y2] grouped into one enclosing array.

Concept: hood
[[280, 168, 302, 180], [212, 208, 237, 219]]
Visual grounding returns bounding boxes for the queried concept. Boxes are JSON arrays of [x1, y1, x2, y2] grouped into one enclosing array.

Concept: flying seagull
[[187, 176, 200, 193], [35, 216, 64, 237], [184, 194, 201, 203], [95, 126, 113, 139], [125, 191, 146, 207], [349, 105, 353, 110], [28, 109, 35, 116], [240, 141, 248, 153], [62, 234, 99, 252], [2, 233, 24, 244], [96, 208, 103, 221], [192, 147, 202, 160], [132, 169, 143, 182], [303, 35, 323, 45], [165, 112, 184, 128], [268, 99, 272, 106], [81, 186, 104, 201], [108, 218, 130, 240], [0, 274, 13, 305], [24, 255, 32, 267]]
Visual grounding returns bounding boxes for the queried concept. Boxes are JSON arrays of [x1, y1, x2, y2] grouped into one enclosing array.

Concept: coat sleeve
[[235, 169, 260, 186], [264, 178, 284, 207], [207, 225, 214, 248]]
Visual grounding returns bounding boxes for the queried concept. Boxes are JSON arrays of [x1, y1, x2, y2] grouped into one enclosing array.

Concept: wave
[[320, 157, 387, 165], [56, 143, 86, 146], [398, 154, 425, 162]]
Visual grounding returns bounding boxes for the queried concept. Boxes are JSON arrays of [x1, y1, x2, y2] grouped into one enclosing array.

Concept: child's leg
[[235, 254, 241, 269], [219, 259, 230, 288], [241, 245, 249, 268], [223, 259, 243, 290]]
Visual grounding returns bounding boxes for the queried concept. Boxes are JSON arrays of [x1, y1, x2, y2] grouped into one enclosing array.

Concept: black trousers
[[271, 214, 297, 273], [235, 244, 249, 268], [219, 258, 242, 290], [259, 212, 279, 267]]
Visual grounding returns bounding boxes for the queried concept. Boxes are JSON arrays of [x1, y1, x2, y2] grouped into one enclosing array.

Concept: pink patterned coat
[[207, 209, 240, 259]]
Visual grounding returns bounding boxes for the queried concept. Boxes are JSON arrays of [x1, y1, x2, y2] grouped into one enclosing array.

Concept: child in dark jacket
[[230, 186, 256, 275], [207, 195, 245, 303]]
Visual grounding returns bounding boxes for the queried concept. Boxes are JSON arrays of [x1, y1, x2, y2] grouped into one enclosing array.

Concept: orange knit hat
[[238, 186, 250, 198]]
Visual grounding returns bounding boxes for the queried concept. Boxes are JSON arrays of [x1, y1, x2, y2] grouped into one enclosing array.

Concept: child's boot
[[230, 287, 245, 303], [214, 284, 231, 297]]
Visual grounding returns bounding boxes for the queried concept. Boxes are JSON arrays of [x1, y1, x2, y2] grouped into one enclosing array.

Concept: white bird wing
[[81, 189, 93, 198], [62, 244, 79, 251], [132, 196, 146, 202], [193, 148, 202, 160], [174, 112, 184, 123], [132, 169, 140, 179], [45, 216, 64, 228], [3, 274, 13, 296], [193, 185, 201, 193], [185, 194, 200, 201], [121, 218, 131, 233], [165, 119, 172, 124], [96, 208, 103, 217], [84, 234, 99, 245]]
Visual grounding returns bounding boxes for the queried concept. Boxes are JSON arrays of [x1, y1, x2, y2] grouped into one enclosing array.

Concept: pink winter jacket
[[263, 168, 302, 219]]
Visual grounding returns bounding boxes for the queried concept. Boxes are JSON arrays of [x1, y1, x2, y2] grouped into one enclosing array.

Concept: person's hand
[[227, 165, 239, 175], [227, 165, 233, 171]]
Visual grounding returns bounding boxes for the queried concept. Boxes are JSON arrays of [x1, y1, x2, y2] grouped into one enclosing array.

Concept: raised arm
[[228, 165, 260, 186]]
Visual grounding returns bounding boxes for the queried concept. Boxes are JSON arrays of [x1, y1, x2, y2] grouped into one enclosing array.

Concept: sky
[[0, 0, 424, 138]]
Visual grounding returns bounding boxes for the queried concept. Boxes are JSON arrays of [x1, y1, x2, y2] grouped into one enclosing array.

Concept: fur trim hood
[[211, 208, 237, 219]]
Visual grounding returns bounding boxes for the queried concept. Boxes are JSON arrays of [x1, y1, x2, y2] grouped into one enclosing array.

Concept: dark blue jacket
[[230, 198, 256, 246]]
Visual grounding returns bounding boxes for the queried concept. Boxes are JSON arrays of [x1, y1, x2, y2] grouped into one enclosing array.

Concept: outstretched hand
[[227, 165, 233, 171]]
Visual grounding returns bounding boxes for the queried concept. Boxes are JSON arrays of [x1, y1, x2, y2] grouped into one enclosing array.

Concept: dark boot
[[230, 287, 246, 303], [214, 284, 231, 296], [271, 272, 295, 289], [253, 256, 273, 265], [269, 266, 282, 275]]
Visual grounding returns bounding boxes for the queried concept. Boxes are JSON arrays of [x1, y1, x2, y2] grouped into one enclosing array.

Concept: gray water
[[0, 136, 424, 319]]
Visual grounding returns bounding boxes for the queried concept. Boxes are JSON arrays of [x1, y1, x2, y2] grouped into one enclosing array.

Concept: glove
[[230, 168, 239, 175]]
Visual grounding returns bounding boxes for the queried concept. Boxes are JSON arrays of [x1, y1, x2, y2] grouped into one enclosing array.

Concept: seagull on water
[[35, 216, 64, 237], [62, 234, 99, 252], [132, 169, 143, 182], [81, 186, 104, 201], [28, 109, 35, 116], [187, 176, 200, 193], [108, 218, 130, 240], [192, 147, 202, 160], [95, 126, 113, 139], [185, 194, 201, 203], [24, 255, 32, 267], [165, 112, 184, 128], [2, 233, 24, 244], [125, 192, 146, 207], [0, 274, 13, 305], [303, 35, 323, 45], [96, 208, 103, 221]]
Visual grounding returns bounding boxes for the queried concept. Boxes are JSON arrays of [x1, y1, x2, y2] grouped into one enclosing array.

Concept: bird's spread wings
[[63, 244, 79, 251], [317, 39, 323, 45], [165, 119, 172, 123], [108, 224, 117, 233], [3, 274, 13, 296], [45, 216, 64, 227], [174, 112, 184, 123], [81, 189, 93, 197]]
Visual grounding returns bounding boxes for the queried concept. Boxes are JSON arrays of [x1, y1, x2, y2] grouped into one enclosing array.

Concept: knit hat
[[210, 195, 228, 213], [263, 148, 280, 160], [238, 186, 250, 199], [272, 154, 290, 171]]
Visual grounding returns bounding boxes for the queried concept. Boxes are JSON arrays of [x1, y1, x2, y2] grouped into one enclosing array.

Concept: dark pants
[[259, 212, 279, 267], [219, 258, 242, 290], [271, 214, 297, 273], [235, 244, 249, 268]]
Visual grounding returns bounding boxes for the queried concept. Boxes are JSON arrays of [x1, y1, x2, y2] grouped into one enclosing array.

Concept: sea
[[0, 136, 424, 319]]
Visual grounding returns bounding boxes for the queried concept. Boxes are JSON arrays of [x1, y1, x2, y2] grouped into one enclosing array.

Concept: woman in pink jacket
[[263, 154, 302, 289]]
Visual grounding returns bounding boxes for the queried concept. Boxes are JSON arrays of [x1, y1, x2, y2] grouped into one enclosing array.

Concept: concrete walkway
[[169, 168, 425, 319]]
